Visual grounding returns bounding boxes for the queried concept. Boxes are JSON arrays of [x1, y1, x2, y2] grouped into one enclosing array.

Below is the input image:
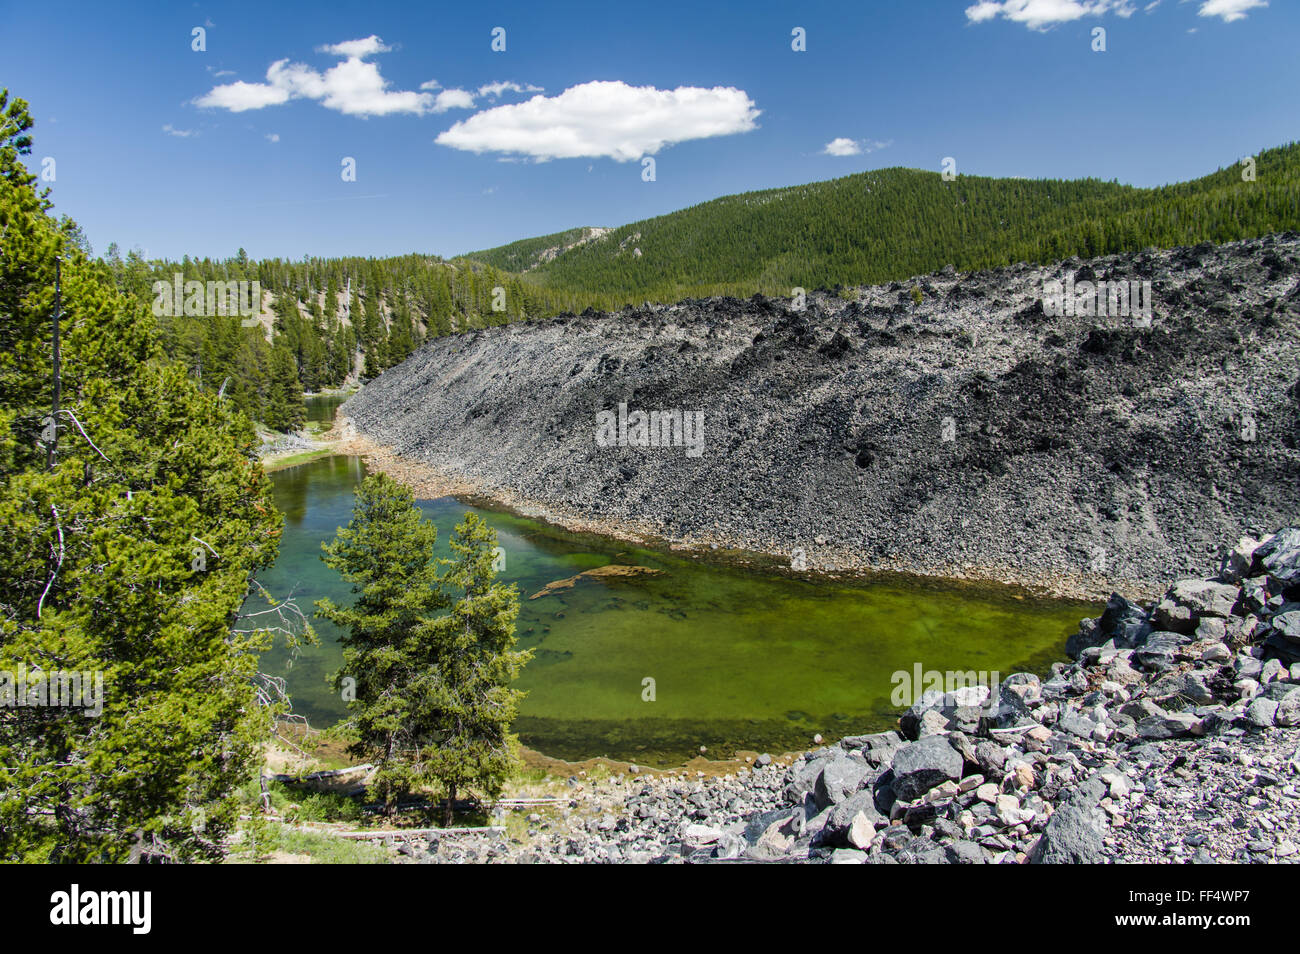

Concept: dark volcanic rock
[[889, 736, 963, 800], [1031, 802, 1107, 864], [343, 235, 1300, 597]]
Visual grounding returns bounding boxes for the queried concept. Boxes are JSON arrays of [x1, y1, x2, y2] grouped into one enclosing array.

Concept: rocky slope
[[343, 234, 1300, 597], [419, 527, 1300, 864]]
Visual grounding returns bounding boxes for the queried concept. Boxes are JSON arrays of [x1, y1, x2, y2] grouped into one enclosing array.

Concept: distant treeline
[[101, 251, 561, 431]]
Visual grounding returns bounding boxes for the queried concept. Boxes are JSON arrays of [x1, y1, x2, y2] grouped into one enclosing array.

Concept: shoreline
[[277, 425, 1098, 774], [426, 526, 1300, 864], [331, 423, 1156, 603]]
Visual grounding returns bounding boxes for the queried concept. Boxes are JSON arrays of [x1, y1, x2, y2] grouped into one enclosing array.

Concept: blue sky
[[4, 0, 1296, 261]]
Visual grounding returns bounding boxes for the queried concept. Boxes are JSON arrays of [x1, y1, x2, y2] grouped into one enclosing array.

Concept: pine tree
[[264, 341, 304, 432], [316, 476, 528, 821], [0, 95, 285, 861], [427, 511, 529, 825]]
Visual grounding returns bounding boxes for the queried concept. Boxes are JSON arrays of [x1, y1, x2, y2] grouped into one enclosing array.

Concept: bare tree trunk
[[444, 783, 456, 827]]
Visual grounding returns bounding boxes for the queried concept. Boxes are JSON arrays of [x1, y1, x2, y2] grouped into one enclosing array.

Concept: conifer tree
[[264, 341, 305, 432], [0, 93, 285, 861], [427, 511, 529, 825], [316, 476, 528, 822]]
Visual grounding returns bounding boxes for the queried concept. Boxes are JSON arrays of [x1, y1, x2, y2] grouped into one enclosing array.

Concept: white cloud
[[198, 79, 291, 112], [419, 81, 478, 114], [433, 88, 476, 113], [265, 133, 280, 143], [195, 35, 438, 117], [416, 79, 544, 114], [965, 1, 1006, 21], [1196, 0, 1266, 21], [477, 80, 544, 99], [822, 137, 892, 157], [965, 0, 1133, 29], [162, 124, 197, 138], [318, 36, 391, 58], [436, 80, 759, 162], [824, 137, 862, 156]]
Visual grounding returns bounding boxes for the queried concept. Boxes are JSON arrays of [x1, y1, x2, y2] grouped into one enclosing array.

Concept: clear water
[[254, 452, 1096, 767], [304, 393, 348, 423]]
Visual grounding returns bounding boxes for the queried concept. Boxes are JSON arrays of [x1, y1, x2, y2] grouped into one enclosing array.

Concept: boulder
[[829, 848, 867, 865], [975, 740, 1007, 779], [1252, 527, 1300, 589], [1133, 632, 1190, 672], [1275, 687, 1300, 727], [1030, 801, 1106, 864], [1157, 580, 1241, 629], [846, 812, 876, 850], [945, 840, 989, 864], [889, 735, 963, 801], [1220, 536, 1260, 584], [900, 685, 991, 740], [1150, 670, 1215, 705], [1272, 611, 1300, 643], [1137, 712, 1200, 739], [1057, 709, 1100, 739], [813, 757, 872, 810], [1068, 592, 1148, 658], [745, 814, 798, 860], [681, 824, 723, 850], [1246, 697, 1278, 728]]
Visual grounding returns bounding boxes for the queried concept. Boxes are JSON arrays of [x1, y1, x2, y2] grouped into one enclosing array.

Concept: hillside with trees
[[99, 144, 1300, 432], [502, 141, 1300, 304]]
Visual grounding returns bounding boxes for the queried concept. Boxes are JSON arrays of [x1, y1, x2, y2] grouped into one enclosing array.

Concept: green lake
[[304, 392, 348, 423], [255, 450, 1096, 767]]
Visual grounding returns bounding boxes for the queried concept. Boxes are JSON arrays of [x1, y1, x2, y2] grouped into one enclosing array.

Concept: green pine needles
[[316, 474, 530, 824], [0, 89, 289, 862]]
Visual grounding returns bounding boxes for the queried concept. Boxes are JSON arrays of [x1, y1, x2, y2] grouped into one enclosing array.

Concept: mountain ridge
[[455, 143, 1300, 309]]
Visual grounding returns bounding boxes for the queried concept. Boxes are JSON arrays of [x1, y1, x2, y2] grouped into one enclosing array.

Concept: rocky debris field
[[418, 527, 1300, 864], [344, 234, 1300, 598]]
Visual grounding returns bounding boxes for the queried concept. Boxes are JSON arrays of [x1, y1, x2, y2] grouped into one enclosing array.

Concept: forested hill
[[469, 141, 1300, 306], [102, 141, 1300, 431], [463, 226, 608, 273]]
